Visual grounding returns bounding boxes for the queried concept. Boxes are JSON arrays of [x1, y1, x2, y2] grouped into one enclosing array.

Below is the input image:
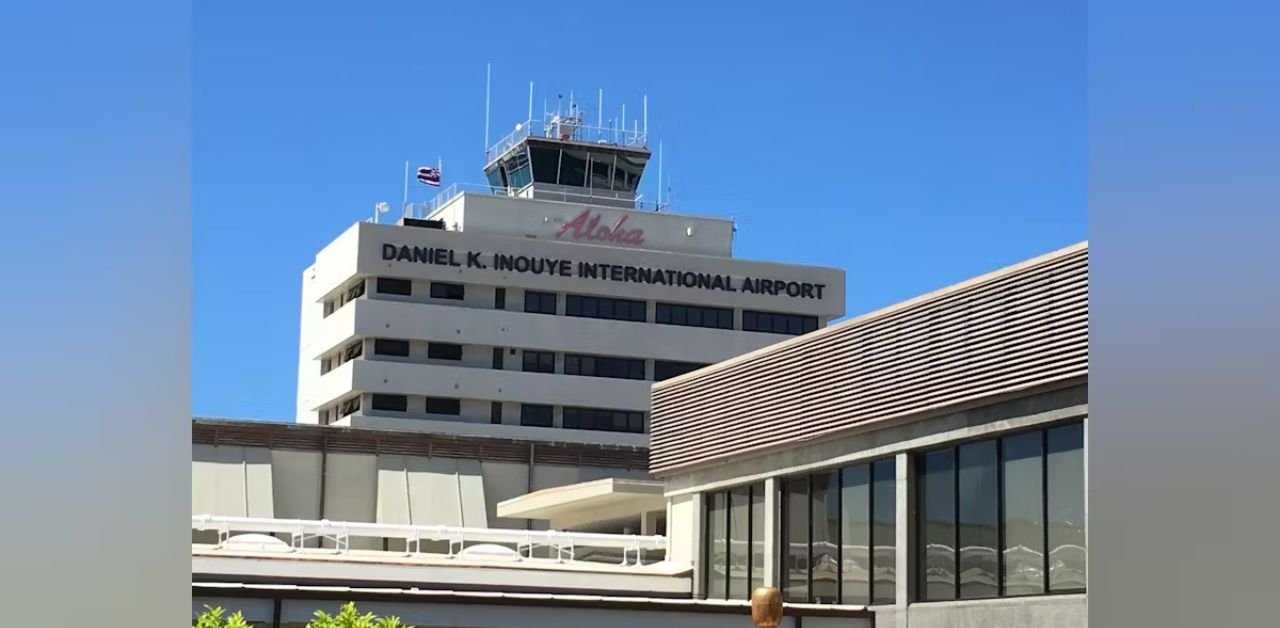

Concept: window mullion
[[953, 446, 961, 601]]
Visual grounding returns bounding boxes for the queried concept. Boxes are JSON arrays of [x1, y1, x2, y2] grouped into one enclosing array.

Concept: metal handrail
[[406, 182, 666, 220], [192, 514, 667, 567], [487, 118, 648, 163]]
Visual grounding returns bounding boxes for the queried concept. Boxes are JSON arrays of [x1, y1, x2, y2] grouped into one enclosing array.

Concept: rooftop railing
[[192, 515, 667, 568], [406, 182, 664, 220], [486, 118, 648, 164]]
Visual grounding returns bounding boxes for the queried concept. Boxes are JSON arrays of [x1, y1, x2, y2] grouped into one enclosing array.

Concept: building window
[[427, 342, 463, 360], [370, 394, 407, 412], [345, 279, 366, 302], [524, 290, 557, 315], [492, 347, 504, 369], [376, 277, 412, 296], [490, 401, 503, 424], [495, 287, 506, 310], [425, 397, 461, 415], [703, 485, 767, 601], [654, 360, 711, 381], [430, 281, 465, 300], [342, 340, 363, 361], [917, 422, 1086, 601], [522, 350, 555, 373], [562, 407, 644, 433], [565, 294, 647, 322], [655, 303, 734, 330], [779, 459, 897, 605], [320, 357, 332, 375], [563, 354, 645, 380], [338, 396, 361, 417], [373, 339, 410, 357], [742, 310, 819, 335], [520, 404, 553, 427]]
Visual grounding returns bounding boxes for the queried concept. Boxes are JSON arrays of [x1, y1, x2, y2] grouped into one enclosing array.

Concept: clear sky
[[194, 0, 1085, 420]]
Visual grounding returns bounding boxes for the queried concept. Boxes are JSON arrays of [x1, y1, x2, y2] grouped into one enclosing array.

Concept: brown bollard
[[750, 586, 783, 628]]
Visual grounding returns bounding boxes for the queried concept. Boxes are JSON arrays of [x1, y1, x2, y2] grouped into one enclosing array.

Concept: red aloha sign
[[555, 209, 646, 246]]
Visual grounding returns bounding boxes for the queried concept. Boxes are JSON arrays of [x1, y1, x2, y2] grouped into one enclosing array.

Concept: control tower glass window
[[588, 153, 615, 190], [530, 146, 559, 184], [558, 148, 588, 187]]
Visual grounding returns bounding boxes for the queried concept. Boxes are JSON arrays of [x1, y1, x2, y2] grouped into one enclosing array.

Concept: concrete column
[[640, 509, 657, 536], [762, 477, 780, 587], [894, 452, 914, 627]]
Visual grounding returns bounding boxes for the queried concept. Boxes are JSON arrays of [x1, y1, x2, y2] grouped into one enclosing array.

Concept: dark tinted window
[[562, 407, 644, 433], [1002, 432, 1045, 596], [524, 290, 557, 315], [655, 303, 734, 330], [742, 310, 819, 335], [565, 294, 646, 322], [654, 360, 711, 381], [958, 441, 999, 599], [522, 350, 555, 373], [492, 347, 504, 369], [563, 354, 645, 380], [558, 148, 588, 187], [343, 341, 363, 361], [916, 423, 1086, 601], [781, 477, 810, 602], [429, 281, 465, 300], [810, 472, 839, 603], [520, 404, 553, 427], [424, 397, 461, 415], [871, 460, 898, 604], [370, 394, 407, 412], [921, 448, 957, 601], [529, 146, 560, 184], [373, 339, 410, 357], [1047, 424, 1086, 592], [376, 277, 412, 296], [427, 343, 463, 360], [490, 401, 503, 424], [704, 483, 767, 601], [339, 396, 361, 417], [495, 287, 506, 310]]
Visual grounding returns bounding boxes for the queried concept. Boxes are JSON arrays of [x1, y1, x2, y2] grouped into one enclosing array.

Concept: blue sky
[[194, 0, 1085, 420]]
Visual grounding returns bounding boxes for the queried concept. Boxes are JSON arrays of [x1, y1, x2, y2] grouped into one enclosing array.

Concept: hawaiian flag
[[416, 166, 441, 186]]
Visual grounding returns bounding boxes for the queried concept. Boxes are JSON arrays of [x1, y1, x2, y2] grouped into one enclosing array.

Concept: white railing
[[406, 182, 664, 220], [487, 118, 648, 163], [192, 515, 667, 567]]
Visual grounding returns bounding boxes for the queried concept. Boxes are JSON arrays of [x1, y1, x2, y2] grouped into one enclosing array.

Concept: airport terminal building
[[654, 241, 1088, 628], [193, 242, 1086, 628]]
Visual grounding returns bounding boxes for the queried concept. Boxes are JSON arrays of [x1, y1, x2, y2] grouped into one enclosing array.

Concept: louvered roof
[[649, 242, 1088, 476]]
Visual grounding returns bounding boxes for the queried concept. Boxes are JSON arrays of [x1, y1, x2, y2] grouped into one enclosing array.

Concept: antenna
[[657, 140, 663, 209], [643, 94, 648, 141], [598, 88, 603, 129], [484, 63, 491, 152], [621, 104, 626, 142], [528, 81, 534, 122]]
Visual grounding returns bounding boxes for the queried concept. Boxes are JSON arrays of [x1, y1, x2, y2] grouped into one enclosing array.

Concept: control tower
[[481, 96, 654, 211]]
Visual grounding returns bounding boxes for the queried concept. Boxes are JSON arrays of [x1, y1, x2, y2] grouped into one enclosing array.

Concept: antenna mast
[[657, 140, 663, 209], [484, 63, 492, 152], [528, 81, 534, 122], [642, 94, 648, 142], [598, 88, 603, 129]]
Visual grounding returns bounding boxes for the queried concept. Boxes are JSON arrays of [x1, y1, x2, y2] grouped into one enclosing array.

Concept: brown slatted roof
[[649, 242, 1088, 476], [192, 419, 649, 470]]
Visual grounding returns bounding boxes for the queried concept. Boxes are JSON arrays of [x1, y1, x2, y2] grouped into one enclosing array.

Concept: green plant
[[308, 602, 410, 628], [194, 605, 252, 628]]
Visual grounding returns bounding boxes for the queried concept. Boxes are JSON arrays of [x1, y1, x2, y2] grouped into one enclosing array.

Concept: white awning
[[496, 478, 665, 529]]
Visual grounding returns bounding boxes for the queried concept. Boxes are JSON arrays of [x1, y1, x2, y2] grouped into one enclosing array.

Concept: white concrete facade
[[296, 192, 845, 446]]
